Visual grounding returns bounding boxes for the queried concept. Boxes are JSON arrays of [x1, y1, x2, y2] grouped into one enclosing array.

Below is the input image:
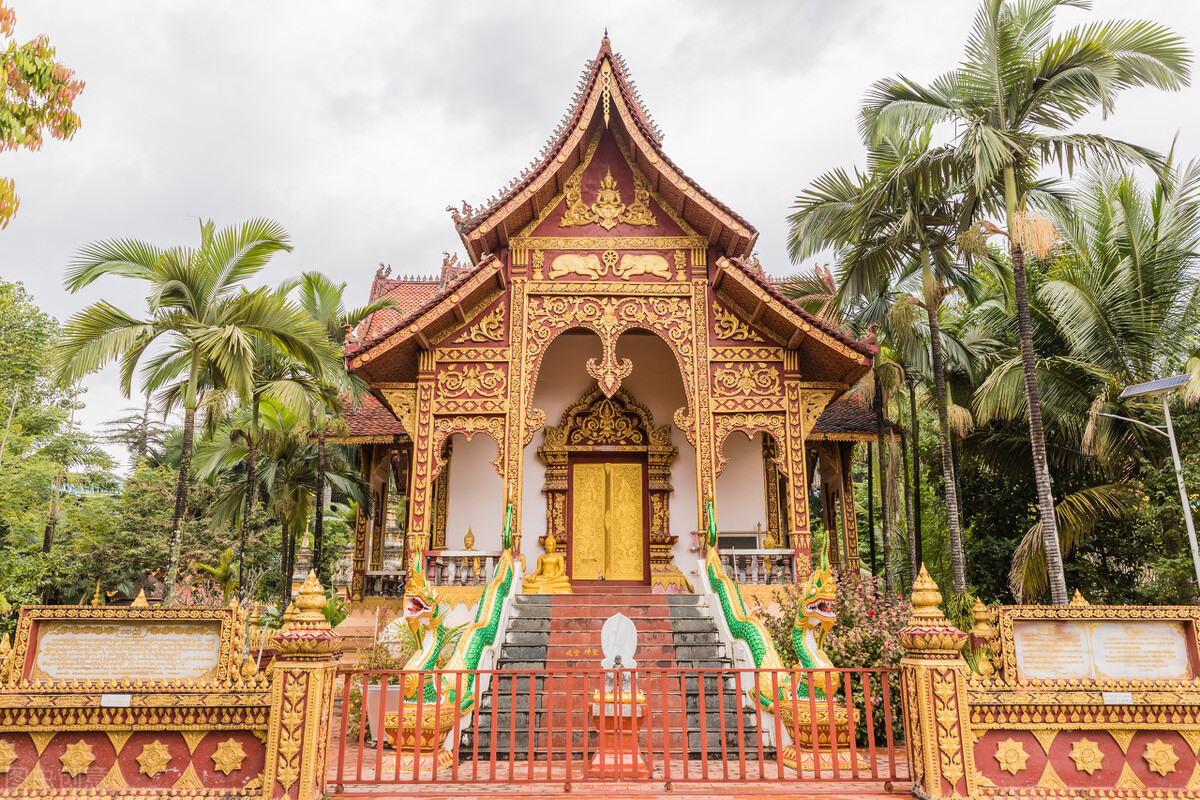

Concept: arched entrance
[[538, 385, 685, 588]]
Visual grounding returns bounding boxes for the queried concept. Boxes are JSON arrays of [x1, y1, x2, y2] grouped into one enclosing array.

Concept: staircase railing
[[435, 499, 519, 716], [699, 496, 793, 712]]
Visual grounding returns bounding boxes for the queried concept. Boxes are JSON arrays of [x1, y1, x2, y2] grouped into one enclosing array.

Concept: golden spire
[[90, 579, 104, 607], [909, 564, 945, 622]]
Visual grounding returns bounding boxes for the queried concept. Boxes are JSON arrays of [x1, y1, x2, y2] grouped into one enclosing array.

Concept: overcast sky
[[3, 1, 1200, 462]]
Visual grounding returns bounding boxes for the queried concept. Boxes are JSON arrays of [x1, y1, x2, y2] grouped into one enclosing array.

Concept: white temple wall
[[444, 432, 504, 552], [715, 431, 768, 534]]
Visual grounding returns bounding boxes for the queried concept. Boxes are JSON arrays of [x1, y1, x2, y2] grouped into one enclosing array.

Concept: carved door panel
[[570, 461, 645, 581]]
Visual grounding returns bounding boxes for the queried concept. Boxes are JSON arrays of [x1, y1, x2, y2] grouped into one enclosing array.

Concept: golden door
[[570, 461, 645, 581]]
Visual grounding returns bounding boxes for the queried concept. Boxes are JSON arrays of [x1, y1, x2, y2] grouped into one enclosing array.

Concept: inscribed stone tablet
[[1013, 620, 1094, 680], [1090, 621, 1191, 681], [1012, 618, 1194, 682], [30, 620, 223, 682]]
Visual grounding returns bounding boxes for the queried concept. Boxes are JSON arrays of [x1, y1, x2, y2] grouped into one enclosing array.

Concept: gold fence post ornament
[[262, 571, 342, 800], [898, 565, 977, 800]]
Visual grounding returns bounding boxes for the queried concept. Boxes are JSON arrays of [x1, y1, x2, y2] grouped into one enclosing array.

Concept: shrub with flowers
[[761, 573, 910, 745]]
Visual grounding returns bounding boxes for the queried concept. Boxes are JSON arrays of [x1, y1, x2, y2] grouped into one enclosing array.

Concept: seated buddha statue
[[522, 535, 572, 594]]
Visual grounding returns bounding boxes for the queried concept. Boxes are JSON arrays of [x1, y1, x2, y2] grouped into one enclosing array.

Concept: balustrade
[[365, 550, 503, 596], [718, 549, 796, 585]]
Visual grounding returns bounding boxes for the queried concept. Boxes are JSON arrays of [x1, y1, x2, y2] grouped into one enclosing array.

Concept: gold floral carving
[[1144, 738, 1180, 776], [436, 364, 506, 397], [801, 388, 836, 436], [525, 293, 695, 411], [275, 673, 306, 792], [713, 302, 764, 342], [212, 737, 247, 775], [713, 364, 780, 396], [559, 168, 656, 231], [378, 386, 416, 436], [60, 740, 95, 777], [431, 415, 506, 477], [1069, 737, 1104, 774], [0, 739, 15, 773], [136, 740, 172, 778], [714, 412, 785, 476], [462, 304, 506, 343], [994, 738, 1031, 775]]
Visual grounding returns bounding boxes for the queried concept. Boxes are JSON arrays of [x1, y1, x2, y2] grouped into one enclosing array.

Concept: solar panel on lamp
[[1119, 374, 1191, 399]]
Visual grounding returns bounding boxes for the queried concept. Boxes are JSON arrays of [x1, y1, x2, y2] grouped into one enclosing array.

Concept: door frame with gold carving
[[537, 385, 690, 591]]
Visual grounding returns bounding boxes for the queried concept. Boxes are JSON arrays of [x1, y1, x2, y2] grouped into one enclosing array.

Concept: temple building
[[336, 36, 880, 614]]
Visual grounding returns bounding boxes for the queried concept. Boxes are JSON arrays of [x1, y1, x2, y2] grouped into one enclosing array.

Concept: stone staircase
[[459, 587, 770, 761]]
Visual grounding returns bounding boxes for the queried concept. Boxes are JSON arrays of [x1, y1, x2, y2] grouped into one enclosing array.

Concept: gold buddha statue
[[522, 535, 572, 594]]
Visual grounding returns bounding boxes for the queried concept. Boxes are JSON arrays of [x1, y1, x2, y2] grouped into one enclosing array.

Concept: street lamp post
[[1104, 374, 1200, 592]]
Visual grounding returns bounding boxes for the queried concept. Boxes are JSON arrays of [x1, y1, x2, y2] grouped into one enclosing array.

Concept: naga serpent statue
[[383, 501, 517, 771], [702, 496, 855, 751]]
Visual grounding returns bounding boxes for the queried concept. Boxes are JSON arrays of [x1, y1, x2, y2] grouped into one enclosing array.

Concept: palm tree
[[788, 128, 986, 594], [285, 272, 392, 574], [56, 218, 338, 602], [230, 335, 336, 596], [975, 158, 1200, 598], [862, 0, 1191, 604], [197, 397, 367, 607]]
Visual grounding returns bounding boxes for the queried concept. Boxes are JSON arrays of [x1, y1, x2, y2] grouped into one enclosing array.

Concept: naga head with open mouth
[[403, 550, 444, 642]]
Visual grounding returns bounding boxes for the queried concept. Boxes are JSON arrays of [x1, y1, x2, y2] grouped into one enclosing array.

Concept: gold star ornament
[[0, 739, 16, 774], [211, 738, 247, 776], [136, 740, 172, 778], [1069, 737, 1104, 775], [995, 738, 1031, 775], [1144, 739, 1179, 777], [59, 740, 95, 777]]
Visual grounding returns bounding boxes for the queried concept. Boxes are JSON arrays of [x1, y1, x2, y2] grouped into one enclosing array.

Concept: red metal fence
[[327, 666, 907, 792]]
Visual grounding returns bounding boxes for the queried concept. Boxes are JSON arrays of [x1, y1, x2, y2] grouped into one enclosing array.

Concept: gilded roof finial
[[90, 579, 104, 607], [601, 28, 610, 51]]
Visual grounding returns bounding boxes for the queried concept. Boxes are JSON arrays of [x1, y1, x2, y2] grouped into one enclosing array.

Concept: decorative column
[[898, 565, 977, 800], [351, 445, 371, 601], [406, 350, 438, 539], [263, 572, 342, 800], [782, 378, 811, 558], [838, 441, 861, 572]]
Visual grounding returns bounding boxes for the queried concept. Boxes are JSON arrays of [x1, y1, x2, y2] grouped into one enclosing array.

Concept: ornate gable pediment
[[543, 384, 672, 451], [456, 41, 757, 262]]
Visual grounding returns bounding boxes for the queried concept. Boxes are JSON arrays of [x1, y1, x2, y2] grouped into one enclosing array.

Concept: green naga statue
[[383, 501, 518, 771], [790, 525, 840, 699]]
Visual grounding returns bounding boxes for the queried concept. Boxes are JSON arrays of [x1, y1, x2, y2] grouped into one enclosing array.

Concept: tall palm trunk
[[901, 429, 916, 588], [236, 403, 261, 601], [874, 378, 894, 592], [314, 426, 327, 578], [163, 405, 196, 602], [908, 376, 922, 576], [136, 392, 152, 460], [1011, 241, 1069, 605], [867, 445, 876, 573], [925, 300, 967, 594]]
